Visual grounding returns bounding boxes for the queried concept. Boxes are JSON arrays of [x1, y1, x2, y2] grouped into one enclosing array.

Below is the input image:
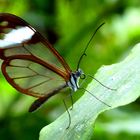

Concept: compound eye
[[80, 74, 86, 79]]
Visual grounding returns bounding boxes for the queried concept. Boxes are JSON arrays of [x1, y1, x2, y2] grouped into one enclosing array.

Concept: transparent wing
[[2, 57, 67, 98], [0, 13, 71, 80]]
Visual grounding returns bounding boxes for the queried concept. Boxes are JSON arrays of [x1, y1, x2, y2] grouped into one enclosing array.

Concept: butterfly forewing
[[0, 13, 71, 99], [0, 13, 71, 76]]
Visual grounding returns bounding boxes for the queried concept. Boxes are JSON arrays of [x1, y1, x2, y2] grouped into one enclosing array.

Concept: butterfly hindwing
[[2, 57, 67, 97]]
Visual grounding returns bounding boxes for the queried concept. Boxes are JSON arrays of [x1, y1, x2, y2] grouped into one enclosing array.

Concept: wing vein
[[12, 74, 38, 79], [27, 79, 51, 90]]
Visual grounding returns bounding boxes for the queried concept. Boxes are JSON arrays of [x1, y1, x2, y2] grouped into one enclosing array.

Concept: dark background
[[0, 0, 140, 139]]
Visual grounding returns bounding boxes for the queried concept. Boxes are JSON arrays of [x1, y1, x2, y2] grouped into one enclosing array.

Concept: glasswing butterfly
[[0, 13, 113, 128]]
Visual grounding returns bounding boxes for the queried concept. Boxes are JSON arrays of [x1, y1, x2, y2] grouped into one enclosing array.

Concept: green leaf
[[39, 43, 140, 140]]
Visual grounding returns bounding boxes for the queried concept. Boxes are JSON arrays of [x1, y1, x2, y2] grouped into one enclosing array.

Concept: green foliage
[[39, 44, 140, 140]]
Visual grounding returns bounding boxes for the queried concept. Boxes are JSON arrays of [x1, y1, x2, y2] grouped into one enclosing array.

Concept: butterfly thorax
[[67, 68, 84, 92]]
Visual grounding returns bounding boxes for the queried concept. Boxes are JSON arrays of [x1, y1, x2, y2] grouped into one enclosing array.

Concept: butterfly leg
[[69, 90, 74, 110], [63, 99, 71, 129], [78, 75, 112, 107], [86, 74, 117, 91]]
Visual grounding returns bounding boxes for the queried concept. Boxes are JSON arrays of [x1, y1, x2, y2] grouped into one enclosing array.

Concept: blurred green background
[[0, 0, 140, 140]]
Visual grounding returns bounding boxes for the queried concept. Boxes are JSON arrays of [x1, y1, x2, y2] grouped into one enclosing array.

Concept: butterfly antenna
[[76, 22, 105, 70]]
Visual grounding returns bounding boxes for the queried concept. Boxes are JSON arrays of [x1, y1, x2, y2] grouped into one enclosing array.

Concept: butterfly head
[[67, 68, 85, 92]]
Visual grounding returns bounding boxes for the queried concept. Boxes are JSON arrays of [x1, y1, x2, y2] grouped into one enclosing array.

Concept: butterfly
[[0, 13, 112, 128]]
